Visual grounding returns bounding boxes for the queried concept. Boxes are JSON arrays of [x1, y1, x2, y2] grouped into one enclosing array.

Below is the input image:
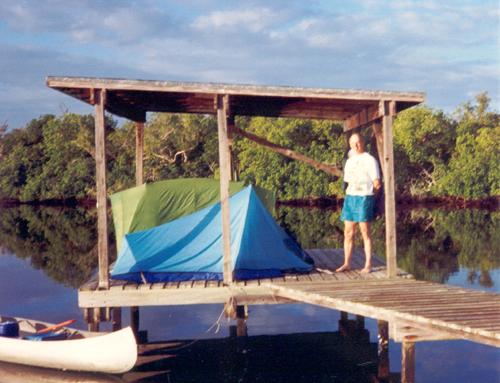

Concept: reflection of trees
[[396, 209, 499, 286], [0, 204, 497, 289], [0, 205, 102, 288], [279, 206, 499, 287]]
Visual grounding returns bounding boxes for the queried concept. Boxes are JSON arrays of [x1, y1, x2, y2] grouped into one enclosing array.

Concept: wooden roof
[[46, 76, 425, 123]]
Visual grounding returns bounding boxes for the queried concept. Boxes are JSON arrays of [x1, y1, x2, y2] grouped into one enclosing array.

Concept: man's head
[[349, 133, 365, 154]]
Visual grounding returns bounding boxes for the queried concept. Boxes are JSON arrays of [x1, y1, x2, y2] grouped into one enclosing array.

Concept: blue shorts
[[341, 195, 376, 222]]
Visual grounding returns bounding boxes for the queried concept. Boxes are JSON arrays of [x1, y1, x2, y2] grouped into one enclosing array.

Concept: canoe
[[0, 316, 137, 374], [0, 361, 126, 383]]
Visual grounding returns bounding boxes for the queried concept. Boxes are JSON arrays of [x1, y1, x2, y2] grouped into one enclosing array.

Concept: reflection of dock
[[129, 321, 397, 383]]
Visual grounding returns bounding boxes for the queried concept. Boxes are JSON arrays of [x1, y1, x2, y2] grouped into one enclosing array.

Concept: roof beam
[[343, 104, 382, 132]]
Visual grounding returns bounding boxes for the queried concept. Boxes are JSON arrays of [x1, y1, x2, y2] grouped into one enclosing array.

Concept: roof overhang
[[46, 76, 425, 124]]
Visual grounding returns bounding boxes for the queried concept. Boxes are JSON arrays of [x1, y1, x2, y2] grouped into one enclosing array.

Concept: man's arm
[[373, 178, 382, 192]]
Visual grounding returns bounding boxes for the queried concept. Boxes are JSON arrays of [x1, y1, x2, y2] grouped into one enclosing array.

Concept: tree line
[[0, 93, 498, 202]]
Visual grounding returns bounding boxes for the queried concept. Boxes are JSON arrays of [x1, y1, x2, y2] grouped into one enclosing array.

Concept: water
[[0, 205, 499, 382]]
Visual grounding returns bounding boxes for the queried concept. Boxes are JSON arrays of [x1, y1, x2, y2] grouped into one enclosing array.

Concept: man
[[336, 133, 381, 274]]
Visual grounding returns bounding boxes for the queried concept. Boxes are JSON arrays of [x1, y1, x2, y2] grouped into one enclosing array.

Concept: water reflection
[[0, 206, 99, 288], [278, 206, 500, 289], [0, 205, 498, 382], [127, 317, 396, 383]]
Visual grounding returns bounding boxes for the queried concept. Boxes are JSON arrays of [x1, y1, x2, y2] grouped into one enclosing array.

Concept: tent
[[110, 178, 275, 252], [111, 185, 313, 282]]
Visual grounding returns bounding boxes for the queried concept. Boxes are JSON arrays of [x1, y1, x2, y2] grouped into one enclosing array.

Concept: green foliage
[[234, 117, 345, 199], [393, 93, 499, 198], [0, 205, 99, 287], [142, 113, 219, 182], [393, 106, 456, 195], [0, 93, 497, 201]]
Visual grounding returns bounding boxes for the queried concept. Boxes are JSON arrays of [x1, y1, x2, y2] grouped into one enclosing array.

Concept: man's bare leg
[[337, 221, 356, 272], [359, 222, 372, 273]]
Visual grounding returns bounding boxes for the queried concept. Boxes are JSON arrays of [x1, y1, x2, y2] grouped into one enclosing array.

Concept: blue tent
[[111, 185, 313, 282]]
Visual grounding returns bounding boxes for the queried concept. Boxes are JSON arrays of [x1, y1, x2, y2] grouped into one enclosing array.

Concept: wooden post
[[130, 306, 139, 335], [135, 122, 144, 186], [371, 121, 385, 177], [227, 116, 236, 181], [355, 315, 365, 330], [402, 339, 415, 383], [216, 94, 233, 285], [382, 100, 397, 278], [377, 320, 390, 380], [112, 307, 122, 331], [236, 305, 248, 337], [94, 88, 109, 290]]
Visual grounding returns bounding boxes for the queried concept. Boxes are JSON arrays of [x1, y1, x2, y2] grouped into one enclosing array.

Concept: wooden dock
[[79, 248, 499, 382], [79, 248, 499, 347]]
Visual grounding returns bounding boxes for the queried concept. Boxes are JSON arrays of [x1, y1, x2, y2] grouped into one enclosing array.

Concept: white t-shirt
[[344, 152, 380, 196]]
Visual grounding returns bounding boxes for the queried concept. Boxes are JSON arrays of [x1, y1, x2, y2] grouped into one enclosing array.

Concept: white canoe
[[0, 316, 137, 374]]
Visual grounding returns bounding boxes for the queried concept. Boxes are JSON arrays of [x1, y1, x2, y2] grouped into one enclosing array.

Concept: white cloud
[[192, 8, 279, 32]]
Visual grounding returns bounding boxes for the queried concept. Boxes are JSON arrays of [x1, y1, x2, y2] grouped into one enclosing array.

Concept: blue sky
[[1, 0, 498, 129]]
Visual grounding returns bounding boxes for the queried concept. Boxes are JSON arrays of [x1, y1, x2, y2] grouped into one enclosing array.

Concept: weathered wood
[[401, 340, 415, 383], [236, 305, 248, 337], [382, 100, 397, 278], [343, 104, 381, 131], [232, 125, 342, 177], [371, 121, 385, 177], [94, 88, 109, 290], [135, 122, 144, 185], [378, 320, 390, 380], [217, 95, 233, 285], [130, 307, 139, 336], [269, 280, 500, 347], [112, 307, 122, 331], [47, 76, 426, 102]]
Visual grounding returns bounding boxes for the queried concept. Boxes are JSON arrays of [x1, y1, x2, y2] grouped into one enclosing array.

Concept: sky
[[0, 0, 499, 129]]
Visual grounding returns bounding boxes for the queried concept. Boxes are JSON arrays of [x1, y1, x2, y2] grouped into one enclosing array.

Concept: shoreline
[[2, 195, 498, 211]]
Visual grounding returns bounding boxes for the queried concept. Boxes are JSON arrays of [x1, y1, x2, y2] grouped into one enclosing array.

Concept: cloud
[[191, 7, 281, 33], [0, 0, 498, 129]]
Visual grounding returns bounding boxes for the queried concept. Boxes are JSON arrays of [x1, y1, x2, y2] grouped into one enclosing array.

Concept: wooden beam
[[382, 100, 397, 278], [371, 121, 385, 177], [135, 122, 144, 186], [378, 320, 390, 380], [47, 76, 426, 104], [343, 104, 382, 131], [217, 95, 233, 285], [232, 125, 342, 177], [401, 339, 415, 383], [94, 88, 109, 290]]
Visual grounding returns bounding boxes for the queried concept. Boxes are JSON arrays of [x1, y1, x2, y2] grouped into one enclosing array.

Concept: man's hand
[[373, 179, 382, 193]]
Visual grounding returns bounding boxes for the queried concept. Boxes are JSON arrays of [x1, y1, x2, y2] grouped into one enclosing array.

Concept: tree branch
[[232, 125, 342, 177]]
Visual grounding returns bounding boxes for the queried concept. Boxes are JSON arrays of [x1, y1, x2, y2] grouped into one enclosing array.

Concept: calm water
[[0, 205, 499, 382]]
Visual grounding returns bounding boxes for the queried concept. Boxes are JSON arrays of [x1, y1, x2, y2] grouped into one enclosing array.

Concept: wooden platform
[[79, 249, 409, 307], [79, 248, 500, 347]]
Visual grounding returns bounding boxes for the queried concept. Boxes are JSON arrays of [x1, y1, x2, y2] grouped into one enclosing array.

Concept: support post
[[371, 121, 385, 177], [112, 307, 122, 331], [355, 315, 365, 331], [227, 116, 237, 181], [94, 88, 109, 289], [236, 305, 248, 337], [130, 307, 139, 336], [135, 122, 144, 186], [216, 94, 233, 285], [402, 339, 415, 383], [382, 101, 397, 278], [377, 320, 390, 380]]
